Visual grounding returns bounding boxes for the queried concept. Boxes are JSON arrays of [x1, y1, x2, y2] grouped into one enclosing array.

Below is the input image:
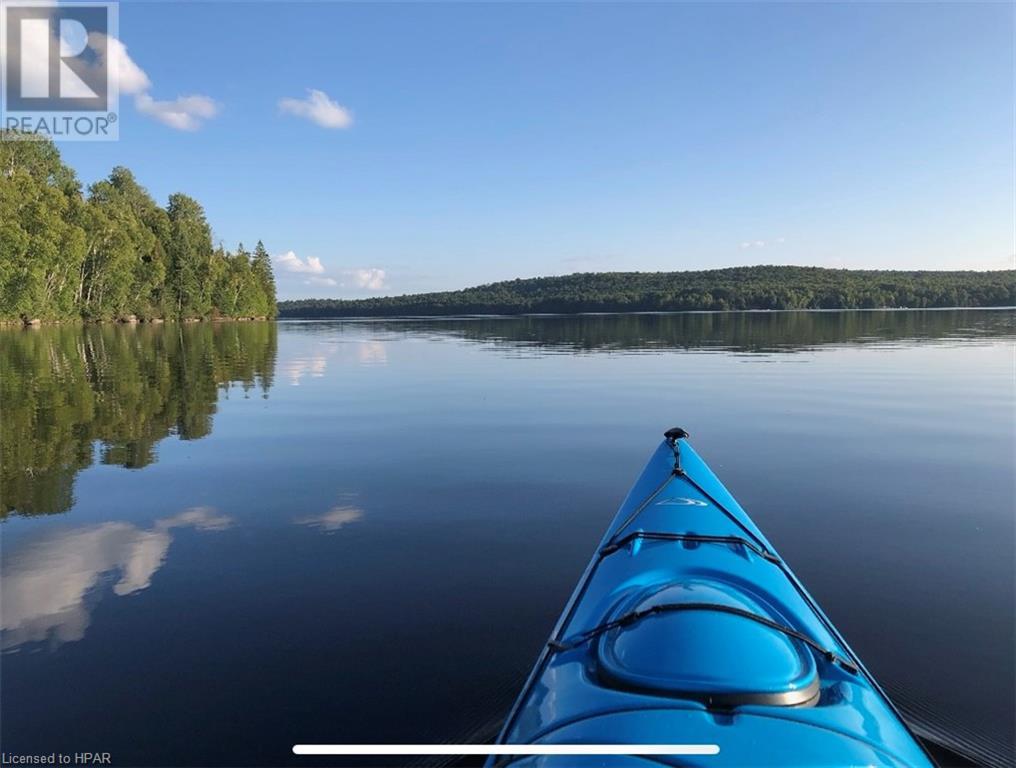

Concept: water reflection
[[281, 352, 329, 385], [304, 309, 1014, 355], [278, 340, 386, 386], [0, 310, 1011, 767], [355, 340, 388, 366], [4, 312, 1012, 521], [1, 507, 232, 651], [0, 322, 277, 518], [296, 504, 365, 532]]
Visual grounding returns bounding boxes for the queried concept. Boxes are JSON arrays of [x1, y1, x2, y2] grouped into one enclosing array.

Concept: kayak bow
[[492, 429, 934, 767]]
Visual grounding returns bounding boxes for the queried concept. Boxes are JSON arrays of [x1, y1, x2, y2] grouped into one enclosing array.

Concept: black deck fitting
[[664, 427, 689, 442]]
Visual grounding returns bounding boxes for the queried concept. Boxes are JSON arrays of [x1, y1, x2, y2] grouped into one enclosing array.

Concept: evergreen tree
[[166, 193, 214, 318], [252, 241, 277, 318]]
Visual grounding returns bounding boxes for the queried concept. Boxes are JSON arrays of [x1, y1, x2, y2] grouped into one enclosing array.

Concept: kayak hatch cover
[[491, 429, 936, 767]]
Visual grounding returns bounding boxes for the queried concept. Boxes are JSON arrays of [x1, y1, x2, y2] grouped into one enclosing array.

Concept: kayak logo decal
[[656, 497, 708, 507]]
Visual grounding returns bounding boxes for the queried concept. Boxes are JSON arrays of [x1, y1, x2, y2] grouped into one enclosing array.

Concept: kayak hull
[[492, 434, 934, 767]]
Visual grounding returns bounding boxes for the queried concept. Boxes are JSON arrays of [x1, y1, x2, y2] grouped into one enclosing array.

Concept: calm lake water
[[2, 311, 1014, 768]]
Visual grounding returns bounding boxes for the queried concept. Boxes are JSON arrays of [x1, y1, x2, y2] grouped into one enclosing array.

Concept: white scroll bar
[[293, 744, 720, 756]]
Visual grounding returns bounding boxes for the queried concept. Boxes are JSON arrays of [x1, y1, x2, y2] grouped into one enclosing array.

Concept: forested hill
[[1, 133, 277, 323], [278, 267, 1016, 317]]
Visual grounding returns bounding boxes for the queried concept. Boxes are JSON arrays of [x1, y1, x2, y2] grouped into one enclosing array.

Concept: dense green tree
[[101, 167, 169, 317], [82, 178, 153, 318], [0, 132, 276, 322], [212, 244, 249, 317], [252, 241, 277, 318], [1, 135, 80, 192], [0, 139, 87, 321], [166, 193, 214, 318], [207, 241, 278, 320]]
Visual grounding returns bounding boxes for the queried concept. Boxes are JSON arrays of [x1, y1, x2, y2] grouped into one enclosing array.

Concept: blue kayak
[[492, 429, 934, 767]]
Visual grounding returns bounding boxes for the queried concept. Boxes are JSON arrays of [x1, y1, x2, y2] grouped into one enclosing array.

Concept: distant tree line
[[278, 266, 1016, 317], [1, 132, 277, 323]]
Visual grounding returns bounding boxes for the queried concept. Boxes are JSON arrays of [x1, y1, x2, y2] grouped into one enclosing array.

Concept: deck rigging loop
[[607, 471, 677, 540], [547, 602, 860, 676], [599, 531, 782, 564], [608, 428, 776, 562], [678, 471, 774, 557]]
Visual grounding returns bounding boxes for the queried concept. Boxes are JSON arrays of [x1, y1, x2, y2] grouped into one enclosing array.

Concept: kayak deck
[[492, 431, 934, 767]]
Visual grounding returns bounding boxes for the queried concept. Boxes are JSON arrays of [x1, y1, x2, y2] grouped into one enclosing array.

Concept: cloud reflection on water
[[295, 505, 364, 533], [1, 507, 232, 651]]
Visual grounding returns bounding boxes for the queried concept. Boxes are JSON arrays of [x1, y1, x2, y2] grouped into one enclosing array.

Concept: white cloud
[[90, 33, 151, 94], [740, 238, 785, 250], [279, 89, 353, 129], [134, 92, 218, 131], [349, 268, 386, 290], [272, 252, 386, 293], [85, 32, 217, 130], [9, 21, 214, 131], [274, 250, 326, 275], [308, 276, 338, 287], [12, 24, 152, 105]]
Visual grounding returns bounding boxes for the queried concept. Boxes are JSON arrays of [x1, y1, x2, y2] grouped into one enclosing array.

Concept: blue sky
[[59, 1, 1014, 300]]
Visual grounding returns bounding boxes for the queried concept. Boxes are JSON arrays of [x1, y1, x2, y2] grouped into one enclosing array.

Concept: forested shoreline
[[3, 133, 1012, 324], [279, 266, 1015, 317], [1, 133, 277, 324]]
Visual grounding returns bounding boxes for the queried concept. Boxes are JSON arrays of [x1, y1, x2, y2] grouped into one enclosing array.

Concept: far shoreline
[[1, 304, 1016, 329], [0, 315, 272, 328], [5, 305, 1014, 329], [275, 305, 1016, 322]]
